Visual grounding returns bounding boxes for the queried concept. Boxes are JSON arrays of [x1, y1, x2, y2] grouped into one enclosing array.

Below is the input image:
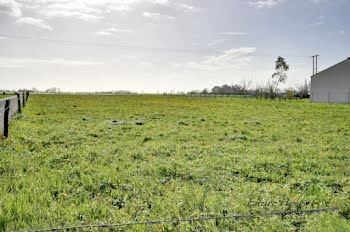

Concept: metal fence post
[[17, 93, 22, 113], [4, 100, 10, 138]]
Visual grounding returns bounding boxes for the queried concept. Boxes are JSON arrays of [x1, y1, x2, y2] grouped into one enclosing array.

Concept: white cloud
[[306, 21, 324, 27], [107, 4, 132, 13], [16, 17, 52, 30], [143, 11, 160, 18], [96, 31, 113, 36], [221, 32, 247, 36], [0, 0, 22, 17], [249, 0, 333, 8], [249, 0, 284, 9], [309, 0, 328, 3], [177, 3, 200, 13], [38, 1, 104, 21], [1, 0, 197, 23], [0, 57, 103, 68], [188, 47, 256, 71], [0, 36, 8, 40], [96, 27, 133, 36], [43, 11, 103, 21], [208, 39, 225, 46], [143, 11, 174, 20], [13, 0, 172, 21], [339, 30, 345, 35]]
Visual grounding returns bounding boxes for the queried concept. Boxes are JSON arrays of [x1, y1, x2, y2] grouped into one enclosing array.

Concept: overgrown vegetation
[[0, 95, 349, 231]]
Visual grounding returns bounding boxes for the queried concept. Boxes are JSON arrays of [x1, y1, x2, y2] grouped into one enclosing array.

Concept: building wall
[[311, 59, 350, 104]]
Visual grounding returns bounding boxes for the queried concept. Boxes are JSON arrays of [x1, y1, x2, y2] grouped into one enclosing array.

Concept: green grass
[[0, 95, 14, 100], [1, 95, 350, 231]]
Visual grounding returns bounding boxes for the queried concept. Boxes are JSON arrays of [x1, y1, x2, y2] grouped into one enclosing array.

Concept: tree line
[[188, 57, 310, 99], [2, 57, 310, 98]]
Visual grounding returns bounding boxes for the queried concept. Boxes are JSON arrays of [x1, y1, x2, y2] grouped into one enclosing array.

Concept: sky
[[0, 0, 349, 93]]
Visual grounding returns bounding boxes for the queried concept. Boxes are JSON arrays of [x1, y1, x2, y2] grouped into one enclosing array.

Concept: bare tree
[[296, 79, 310, 98]]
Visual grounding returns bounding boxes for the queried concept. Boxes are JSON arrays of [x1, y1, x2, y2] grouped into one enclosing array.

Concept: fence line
[[16, 206, 350, 232], [162, 93, 304, 101], [0, 91, 30, 138]]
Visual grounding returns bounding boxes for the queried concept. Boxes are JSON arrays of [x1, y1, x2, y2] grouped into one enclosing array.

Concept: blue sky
[[0, 0, 349, 92]]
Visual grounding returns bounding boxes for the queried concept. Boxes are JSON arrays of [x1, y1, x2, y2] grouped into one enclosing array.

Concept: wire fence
[[14, 206, 350, 232], [161, 93, 307, 101], [0, 92, 29, 137], [0, 107, 10, 118]]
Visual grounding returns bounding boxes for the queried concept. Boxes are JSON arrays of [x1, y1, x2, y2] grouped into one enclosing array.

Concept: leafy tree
[[211, 84, 247, 95], [200, 88, 208, 94], [286, 90, 295, 100], [272, 56, 289, 95]]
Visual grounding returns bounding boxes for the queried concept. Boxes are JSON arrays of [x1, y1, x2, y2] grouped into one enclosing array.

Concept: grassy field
[[0, 95, 14, 100], [1, 94, 350, 231]]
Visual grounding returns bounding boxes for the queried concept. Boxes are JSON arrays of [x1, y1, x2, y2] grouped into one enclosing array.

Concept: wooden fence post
[[17, 93, 22, 113], [26, 91, 30, 101], [4, 100, 10, 138], [22, 92, 26, 108]]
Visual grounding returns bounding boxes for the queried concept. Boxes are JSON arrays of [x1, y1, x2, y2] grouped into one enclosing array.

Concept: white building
[[311, 58, 350, 104]]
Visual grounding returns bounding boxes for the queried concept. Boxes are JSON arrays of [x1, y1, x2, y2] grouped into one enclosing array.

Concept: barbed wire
[[14, 206, 350, 232]]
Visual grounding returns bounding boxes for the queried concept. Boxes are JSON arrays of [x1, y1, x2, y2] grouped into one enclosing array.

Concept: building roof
[[311, 57, 350, 78]]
